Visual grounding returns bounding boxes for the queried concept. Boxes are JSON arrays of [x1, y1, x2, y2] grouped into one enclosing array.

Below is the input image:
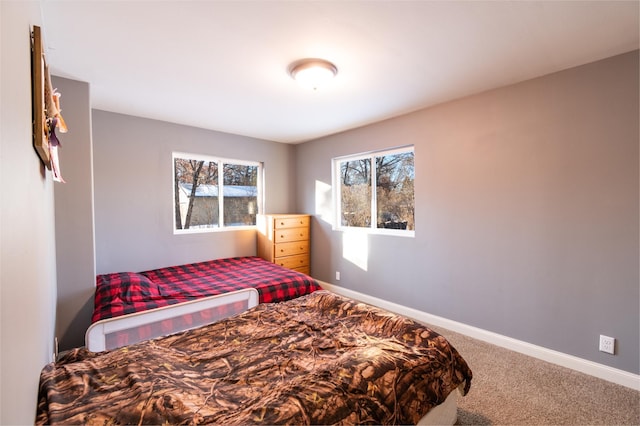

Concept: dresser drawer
[[275, 227, 309, 243], [274, 240, 309, 258], [292, 266, 310, 275], [275, 254, 309, 270], [274, 216, 310, 229]]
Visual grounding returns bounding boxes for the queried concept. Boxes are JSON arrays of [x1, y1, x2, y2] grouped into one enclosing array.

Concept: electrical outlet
[[599, 335, 615, 354], [335, 271, 341, 281]]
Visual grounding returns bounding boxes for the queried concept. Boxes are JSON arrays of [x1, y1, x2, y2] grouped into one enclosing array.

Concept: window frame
[[172, 151, 264, 234], [332, 145, 415, 237]]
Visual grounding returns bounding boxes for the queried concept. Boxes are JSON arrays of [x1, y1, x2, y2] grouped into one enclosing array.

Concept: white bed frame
[[86, 288, 259, 352], [418, 384, 462, 425]]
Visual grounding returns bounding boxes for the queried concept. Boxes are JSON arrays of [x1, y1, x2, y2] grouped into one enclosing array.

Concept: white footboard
[[86, 288, 259, 352]]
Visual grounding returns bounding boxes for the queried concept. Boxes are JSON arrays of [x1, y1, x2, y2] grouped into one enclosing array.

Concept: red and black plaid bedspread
[[92, 256, 320, 323]]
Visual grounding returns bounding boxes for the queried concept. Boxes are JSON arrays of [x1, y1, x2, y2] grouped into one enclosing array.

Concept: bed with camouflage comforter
[[37, 290, 472, 425]]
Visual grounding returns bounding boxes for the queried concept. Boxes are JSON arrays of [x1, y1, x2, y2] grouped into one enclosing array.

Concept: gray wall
[[52, 76, 96, 351], [1, 2, 58, 422], [296, 51, 639, 374], [92, 110, 297, 274]]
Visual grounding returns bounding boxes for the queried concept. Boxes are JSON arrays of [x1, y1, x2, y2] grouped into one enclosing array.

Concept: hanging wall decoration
[[31, 25, 67, 182]]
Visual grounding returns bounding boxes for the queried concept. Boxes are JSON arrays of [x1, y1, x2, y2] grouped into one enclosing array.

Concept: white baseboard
[[318, 281, 640, 391]]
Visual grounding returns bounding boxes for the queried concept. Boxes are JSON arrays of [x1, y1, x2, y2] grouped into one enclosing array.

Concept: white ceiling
[[41, 1, 639, 144]]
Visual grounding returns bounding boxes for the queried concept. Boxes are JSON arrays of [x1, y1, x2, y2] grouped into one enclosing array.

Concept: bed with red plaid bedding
[[92, 256, 320, 323]]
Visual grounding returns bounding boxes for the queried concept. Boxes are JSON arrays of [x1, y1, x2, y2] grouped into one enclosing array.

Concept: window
[[173, 152, 263, 232], [333, 146, 414, 235]]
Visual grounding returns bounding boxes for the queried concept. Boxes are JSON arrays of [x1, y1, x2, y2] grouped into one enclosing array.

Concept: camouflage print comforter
[[37, 290, 472, 425]]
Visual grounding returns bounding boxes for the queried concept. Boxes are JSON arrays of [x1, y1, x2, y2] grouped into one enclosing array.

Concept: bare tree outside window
[[223, 163, 258, 226], [335, 147, 414, 234], [340, 159, 371, 227], [173, 153, 262, 232], [376, 152, 414, 230]]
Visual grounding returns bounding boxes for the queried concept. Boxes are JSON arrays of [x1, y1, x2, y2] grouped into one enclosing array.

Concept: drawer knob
[[280, 222, 285, 225]]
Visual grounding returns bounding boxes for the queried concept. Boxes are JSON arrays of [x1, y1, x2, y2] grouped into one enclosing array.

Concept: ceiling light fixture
[[289, 58, 338, 90]]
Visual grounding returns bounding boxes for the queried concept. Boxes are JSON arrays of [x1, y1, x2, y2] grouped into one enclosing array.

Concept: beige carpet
[[425, 325, 640, 425]]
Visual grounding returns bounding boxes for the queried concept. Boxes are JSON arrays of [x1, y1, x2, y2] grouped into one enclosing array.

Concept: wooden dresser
[[257, 214, 310, 275]]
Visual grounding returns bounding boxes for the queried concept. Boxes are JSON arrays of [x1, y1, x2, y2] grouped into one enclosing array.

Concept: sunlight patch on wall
[[315, 180, 333, 225], [343, 229, 368, 271]]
